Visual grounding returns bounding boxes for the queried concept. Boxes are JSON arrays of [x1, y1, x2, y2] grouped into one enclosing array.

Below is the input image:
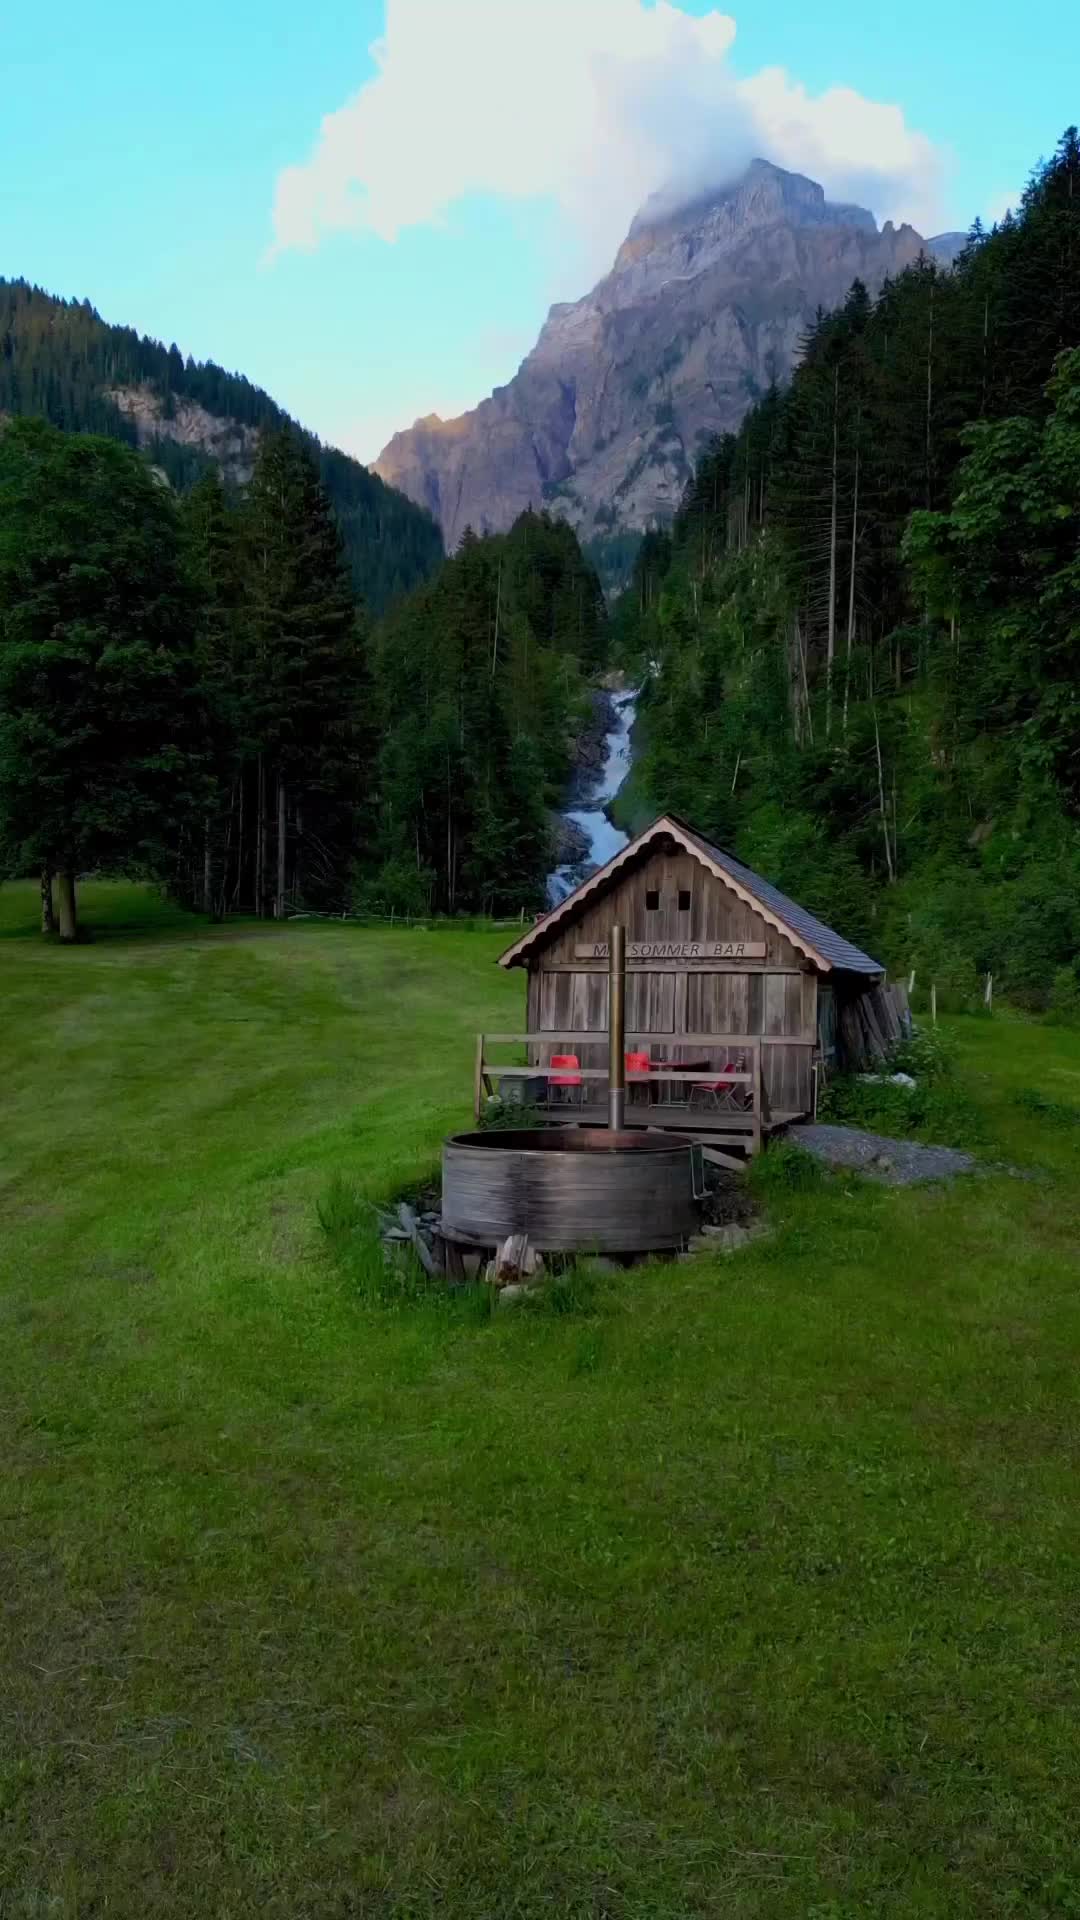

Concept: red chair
[[625, 1050, 651, 1107], [690, 1056, 751, 1113], [548, 1053, 583, 1108]]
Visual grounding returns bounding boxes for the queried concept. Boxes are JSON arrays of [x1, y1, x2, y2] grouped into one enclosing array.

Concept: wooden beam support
[[701, 1146, 747, 1174], [482, 1032, 817, 1048]]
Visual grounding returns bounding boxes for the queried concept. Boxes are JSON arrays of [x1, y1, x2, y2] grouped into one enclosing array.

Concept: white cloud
[[268, 0, 944, 286], [985, 187, 1021, 225], [738, 69, 942, 233]]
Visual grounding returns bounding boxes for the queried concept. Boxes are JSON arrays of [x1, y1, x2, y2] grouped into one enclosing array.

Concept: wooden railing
[[474, 1032, 769, 1153]]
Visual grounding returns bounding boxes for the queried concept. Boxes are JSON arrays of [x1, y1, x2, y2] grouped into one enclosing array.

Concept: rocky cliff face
[[106, 386, 261, 485], [375, 160, 956, 549]]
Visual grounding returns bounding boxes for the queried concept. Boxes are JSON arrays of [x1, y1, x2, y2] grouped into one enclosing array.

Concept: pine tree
[[239, 429, 370, 917], [179, 468, 244, 915], [0, 420, 209, 939]]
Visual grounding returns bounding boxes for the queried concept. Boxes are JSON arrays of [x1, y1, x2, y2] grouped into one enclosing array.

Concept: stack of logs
[[837, 982, 913, 1073]]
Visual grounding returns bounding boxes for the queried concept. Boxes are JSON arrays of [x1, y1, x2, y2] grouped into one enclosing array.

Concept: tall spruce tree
[[179, 467, 244, 915], [239, 429, 372, 917], [0, 419, 208, 939]]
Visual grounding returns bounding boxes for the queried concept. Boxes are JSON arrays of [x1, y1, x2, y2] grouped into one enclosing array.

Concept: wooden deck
[[474, 1031, 810, 1156]]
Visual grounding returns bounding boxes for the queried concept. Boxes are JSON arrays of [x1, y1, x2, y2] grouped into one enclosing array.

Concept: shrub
[[1048, 965, 1080, 1027], [353, 855, 434, 920], [479, 1096, 548, 1131], [749, 1141, 824, 1197], [891, 1023, 956, 1082], [821, 1072, 984, 1150]]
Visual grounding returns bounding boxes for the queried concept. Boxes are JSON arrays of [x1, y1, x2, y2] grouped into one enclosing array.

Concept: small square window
[[645, 889, 661, 911], [678, 889, 692, 912]]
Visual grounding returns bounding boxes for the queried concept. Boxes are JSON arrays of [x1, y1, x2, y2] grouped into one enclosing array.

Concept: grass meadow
[[2, 881, 1080, 1918]]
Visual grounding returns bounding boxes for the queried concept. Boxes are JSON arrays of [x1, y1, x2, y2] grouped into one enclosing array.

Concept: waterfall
[[548, 688, 639, 905]]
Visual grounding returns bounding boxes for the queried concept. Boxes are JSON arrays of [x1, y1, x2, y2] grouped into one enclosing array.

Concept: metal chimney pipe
[[609, 923, 626, 1133]]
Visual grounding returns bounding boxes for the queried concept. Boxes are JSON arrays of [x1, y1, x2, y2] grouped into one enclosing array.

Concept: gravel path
[[788, 1123, 977, 1186]]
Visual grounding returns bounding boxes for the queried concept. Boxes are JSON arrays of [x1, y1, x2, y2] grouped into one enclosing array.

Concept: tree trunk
[[41, 869, 56, 935], [202, 818, 213, 916], [256, 755, 266, 918], [826, 365, 839, 740], [872, 709, 895, 883], [56, 871, 78, 943], [925, 279, 935, 508], [981, 292, 990, 416], [276, 775, 286, 920], [843, 439, 860, 737], [796, 615, 814, 746], [233, 774, 245, 911], [217, 789, 235, 922], [491, 562, 502, 679]]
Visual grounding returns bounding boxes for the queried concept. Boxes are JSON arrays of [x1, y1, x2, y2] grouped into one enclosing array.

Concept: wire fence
[[286, 907, 532, 931]]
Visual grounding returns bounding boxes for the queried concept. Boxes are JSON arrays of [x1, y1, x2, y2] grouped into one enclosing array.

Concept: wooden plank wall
[[523, 847, 819, 1115], [539, 848, 809, 971]]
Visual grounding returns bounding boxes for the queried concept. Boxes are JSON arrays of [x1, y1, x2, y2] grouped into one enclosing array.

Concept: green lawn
[[3, 882, 1080, 1919]]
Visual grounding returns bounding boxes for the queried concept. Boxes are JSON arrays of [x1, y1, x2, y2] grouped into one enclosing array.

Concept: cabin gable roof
[[499, 814, 884, 976]]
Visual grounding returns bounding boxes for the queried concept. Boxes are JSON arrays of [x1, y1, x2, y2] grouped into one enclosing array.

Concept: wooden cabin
[[480, 814, 887, 1154]]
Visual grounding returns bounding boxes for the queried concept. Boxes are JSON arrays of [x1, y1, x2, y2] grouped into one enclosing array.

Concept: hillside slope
[[375, 160, 961, 551], [0, 279, 442, 612]]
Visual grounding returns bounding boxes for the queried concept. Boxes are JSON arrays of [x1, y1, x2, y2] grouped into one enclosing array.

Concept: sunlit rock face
[[375, 159, 950, 551]]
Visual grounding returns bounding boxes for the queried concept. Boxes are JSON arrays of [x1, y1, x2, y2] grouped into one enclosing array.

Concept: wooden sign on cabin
[[575, 940, 767, 963]]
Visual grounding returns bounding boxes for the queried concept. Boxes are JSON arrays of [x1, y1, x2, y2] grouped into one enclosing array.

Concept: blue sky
[[3, 0, 1076, 463]]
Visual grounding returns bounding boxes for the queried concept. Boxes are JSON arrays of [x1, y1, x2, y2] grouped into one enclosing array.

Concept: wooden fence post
[[931, 983, 938, 1027], [985, 972, 993, 1012]]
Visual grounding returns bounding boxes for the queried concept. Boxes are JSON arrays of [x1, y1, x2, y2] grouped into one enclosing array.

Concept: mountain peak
[[375, 162, 935, 552], [928, 231, 968, 266], [614, 158, 878, 274]]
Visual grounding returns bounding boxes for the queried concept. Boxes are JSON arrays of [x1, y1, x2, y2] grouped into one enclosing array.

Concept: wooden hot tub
[[441, 1127, 701, 1253]]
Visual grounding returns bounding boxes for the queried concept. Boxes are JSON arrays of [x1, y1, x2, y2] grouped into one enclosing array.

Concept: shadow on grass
[[0, 881, 216, 945]]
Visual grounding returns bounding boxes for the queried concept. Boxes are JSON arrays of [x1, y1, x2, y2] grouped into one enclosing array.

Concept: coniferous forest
[[0, 411, 606, 936], [1, 128, 1079, 1003], [0, 280, 443, 613], [615, 128, 1080, 1011]]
